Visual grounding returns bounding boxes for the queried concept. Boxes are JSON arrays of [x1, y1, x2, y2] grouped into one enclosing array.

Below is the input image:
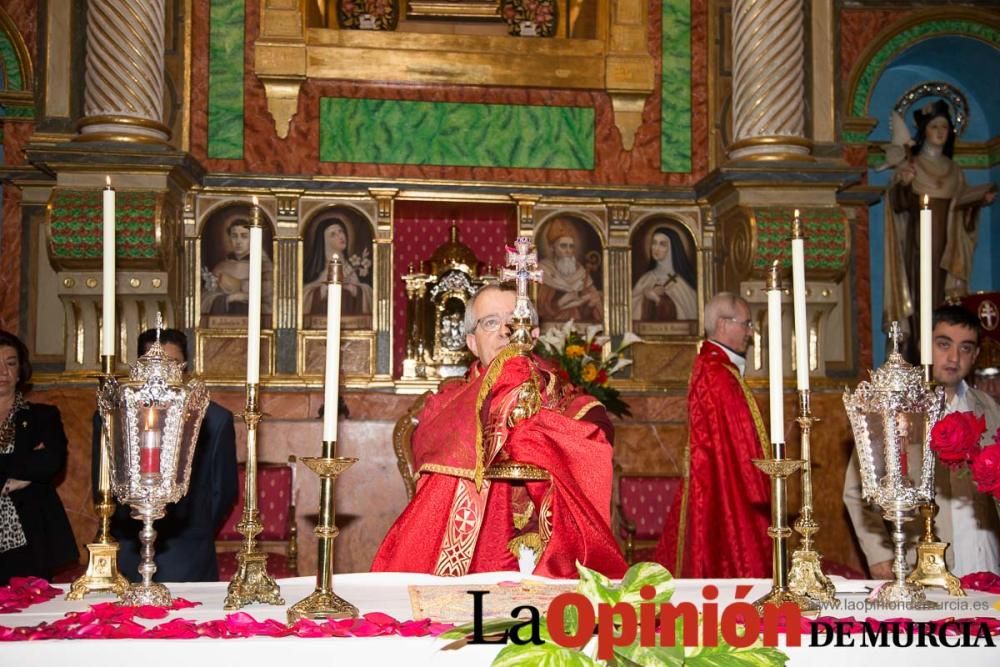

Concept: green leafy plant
[[442, 561, 790, 666], [536, 322, 640, 418]]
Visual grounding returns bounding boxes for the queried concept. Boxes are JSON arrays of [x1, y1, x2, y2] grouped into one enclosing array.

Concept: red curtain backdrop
[[392, 202, 518, 377]]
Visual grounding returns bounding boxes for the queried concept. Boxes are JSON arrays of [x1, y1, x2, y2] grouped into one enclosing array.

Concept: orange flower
[[565, 344, 586, 359], [581, 363, 598, 382]]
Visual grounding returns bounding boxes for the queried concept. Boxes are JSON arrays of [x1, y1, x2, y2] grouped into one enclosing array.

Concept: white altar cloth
[[2, 573, 998, 666]]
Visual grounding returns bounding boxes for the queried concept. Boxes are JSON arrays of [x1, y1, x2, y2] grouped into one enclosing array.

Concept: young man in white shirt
[[844, 305, 1000, 577]]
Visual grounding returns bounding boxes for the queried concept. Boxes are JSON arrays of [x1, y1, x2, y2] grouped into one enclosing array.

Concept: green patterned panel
[[49, 190, 160, 262], [869, 149, 992, 169], [0, 30, 22, 89], [320, 98, 594, 169], [752, 207, 849, 274], [841, 130, 870, 144], [208, 0, 245, 159], [661, 0, 691, 173], [851, 20, 999, 118], [0, 105, 32, 119]]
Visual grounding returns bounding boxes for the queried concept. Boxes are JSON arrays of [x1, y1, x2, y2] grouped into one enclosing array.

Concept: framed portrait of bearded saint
[[536, 215, 604, 328]]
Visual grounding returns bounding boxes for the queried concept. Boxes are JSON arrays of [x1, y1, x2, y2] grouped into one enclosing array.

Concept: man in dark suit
[[91, 328, 238, 582]]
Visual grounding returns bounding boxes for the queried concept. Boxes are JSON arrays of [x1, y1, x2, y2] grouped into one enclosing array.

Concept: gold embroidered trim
[[507, 532, 542, 560], [724, 364, 772, 459], [675, 431, 692, 574], [419, 463, 476, 480], [571, 399, 601, 421], [473, 344, 534, 491]]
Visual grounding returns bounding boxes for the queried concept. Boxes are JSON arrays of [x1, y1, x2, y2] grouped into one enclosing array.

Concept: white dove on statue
[[877, 110, 914, 172]]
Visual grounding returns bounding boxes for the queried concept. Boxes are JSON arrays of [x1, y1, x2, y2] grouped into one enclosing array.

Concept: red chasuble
[[372, 354, 627, 579], [654, 340, 772, 578]]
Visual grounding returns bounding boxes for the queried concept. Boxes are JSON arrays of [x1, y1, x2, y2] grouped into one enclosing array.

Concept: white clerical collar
[[710, 339, 747, 376]]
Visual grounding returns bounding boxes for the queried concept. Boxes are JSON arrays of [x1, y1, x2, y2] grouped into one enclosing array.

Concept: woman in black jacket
[[0, 330, 79, 584]]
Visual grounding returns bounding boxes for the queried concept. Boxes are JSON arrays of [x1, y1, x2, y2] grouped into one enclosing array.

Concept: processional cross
[[500, 236, 543, 345], [888, 321, 903, 356]]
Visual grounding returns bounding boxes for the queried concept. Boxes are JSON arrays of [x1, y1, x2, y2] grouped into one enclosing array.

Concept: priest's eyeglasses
[[722, 316, 754, 331], [472, 312, 513, 333]]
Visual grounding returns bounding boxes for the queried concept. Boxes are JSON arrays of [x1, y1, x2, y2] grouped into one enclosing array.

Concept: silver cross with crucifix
[[500, 236, 543, 346]]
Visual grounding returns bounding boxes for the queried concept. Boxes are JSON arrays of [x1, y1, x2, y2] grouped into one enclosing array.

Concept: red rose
[[589, 342, 602, 353], [596, 369, 608, 385], [930, 411, 987, 469], [970, 443, 1000, 499]]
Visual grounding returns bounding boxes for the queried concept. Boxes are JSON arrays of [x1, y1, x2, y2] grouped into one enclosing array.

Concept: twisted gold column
[[729, 0, 810, 160], [77, 0, 170, 143]]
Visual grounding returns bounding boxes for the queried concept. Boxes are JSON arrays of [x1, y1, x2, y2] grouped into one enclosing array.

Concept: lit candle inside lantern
[[140, 406, 161, 475], [919, 194, 933, 366], [767, 261, 785, 458], [246, 197, 263, 384], [323, 257, 343, 443], [102, 177, 116, 355], [791, 209, 809, 391]]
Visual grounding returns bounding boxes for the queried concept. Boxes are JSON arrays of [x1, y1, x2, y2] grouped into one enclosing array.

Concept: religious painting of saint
[[536, 215, 603, 326], [301, 207, 374, 330], [630, 219, 699, 337], [200, 203, 274, 329]]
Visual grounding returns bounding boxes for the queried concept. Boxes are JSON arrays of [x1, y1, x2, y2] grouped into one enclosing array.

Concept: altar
[[3, 573, 999, 666]]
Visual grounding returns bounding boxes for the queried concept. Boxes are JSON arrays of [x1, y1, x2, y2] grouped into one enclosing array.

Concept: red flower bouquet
[[970, 442, 1000, 497], [931, 412, 1000, 502], [930, 411, 987, 469]]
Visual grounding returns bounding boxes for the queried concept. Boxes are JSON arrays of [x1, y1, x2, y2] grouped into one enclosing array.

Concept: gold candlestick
[[787, 389, 836, 605], [224, 383, 283, 609], [67, 354, 128, 601], [754, 265, 819, 614], [906, 367, 965, 596], [287, 441, 358, 623], [752, 456, 820, 613]]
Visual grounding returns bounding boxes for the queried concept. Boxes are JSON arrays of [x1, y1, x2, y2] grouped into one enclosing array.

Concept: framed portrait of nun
[[630, 218, 699, 337], [301, 206, 374, 331]]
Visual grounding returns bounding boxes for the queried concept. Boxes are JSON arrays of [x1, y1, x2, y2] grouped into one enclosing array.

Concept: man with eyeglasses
[[844, 305, 1000, 578], [653, 292, 772, 577], [372, 284, 627, 579]]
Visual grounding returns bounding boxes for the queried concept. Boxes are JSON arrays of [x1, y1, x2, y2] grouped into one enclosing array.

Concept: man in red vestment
[[654, 292, 772, 577], [372, 285, 627, 578]]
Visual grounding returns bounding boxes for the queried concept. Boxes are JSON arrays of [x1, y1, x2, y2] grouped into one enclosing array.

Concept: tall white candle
[[791, 210, 809, 391], [919, 195, 933, 366], [323, 257, 343, 442], [246, 197, 263, 384], [102, 177, 116, 355], [767, 262, 785, 456]]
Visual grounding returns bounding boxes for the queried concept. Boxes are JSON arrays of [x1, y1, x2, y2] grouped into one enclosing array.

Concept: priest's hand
[[869, 560, 893, 579]]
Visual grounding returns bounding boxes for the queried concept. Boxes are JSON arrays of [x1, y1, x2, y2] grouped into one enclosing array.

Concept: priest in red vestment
[[654, 292, 772, 577], [372, 285, 627, 579]]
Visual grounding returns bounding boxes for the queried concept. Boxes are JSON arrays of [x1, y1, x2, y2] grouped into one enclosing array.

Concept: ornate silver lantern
[[843, 323, 945, 608], [97, 333, 209, 606]]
